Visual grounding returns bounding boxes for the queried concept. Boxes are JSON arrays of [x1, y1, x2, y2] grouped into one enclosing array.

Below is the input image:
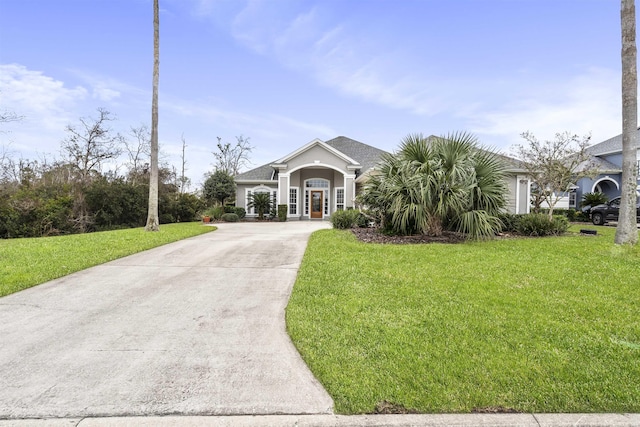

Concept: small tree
[[247, 192, 271, 220], [516, 131, 594, 219], [203, 170, 235, 206], [61, 108, 123, 186], [212, 135, 254, 176], [61, 108, 123, 231], [581, 192, 608, 210], [360, 132, 507, 239], [124, 124, 151, 185]]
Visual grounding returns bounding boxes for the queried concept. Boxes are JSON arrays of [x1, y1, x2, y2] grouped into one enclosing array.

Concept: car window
[[610, 198, 621, 208]]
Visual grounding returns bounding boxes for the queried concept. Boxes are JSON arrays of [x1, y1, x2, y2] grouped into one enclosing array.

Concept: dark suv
[[590, 196, 640, 225]]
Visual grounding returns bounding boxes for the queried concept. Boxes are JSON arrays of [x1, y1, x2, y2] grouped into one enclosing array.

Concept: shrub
[[516, 213, 568, 236], [202, 206, 224, 220], [234, 207, 246, 219], [277, 204, 288, 222], [497, 212, 519, 232], [212, 206, 225, 219], [331, 209, 361, 229], [575, 211, 590, 222], [581, 192, 607, 210], [221, 213, 239, 222], [224, 205, 236, 214], [355, 211, 370, 228]]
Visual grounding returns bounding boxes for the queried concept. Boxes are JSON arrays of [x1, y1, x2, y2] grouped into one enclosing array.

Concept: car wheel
[[592, 212, 605, 226]]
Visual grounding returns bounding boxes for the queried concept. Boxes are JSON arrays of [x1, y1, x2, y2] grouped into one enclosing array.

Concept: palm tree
[[360, 132, 507, 239], [247, 192, 272, 220], [616, 0, 639, 245], [145, 0, 160, 231]]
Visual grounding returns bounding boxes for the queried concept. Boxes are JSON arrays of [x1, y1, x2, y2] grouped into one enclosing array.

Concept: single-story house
[[234, 136, 531, 220], [571, 130, 640, 207]]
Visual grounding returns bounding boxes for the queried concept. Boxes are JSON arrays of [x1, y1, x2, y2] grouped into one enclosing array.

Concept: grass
[[0, 222, 216, 297], [286, 225, 640, 414]]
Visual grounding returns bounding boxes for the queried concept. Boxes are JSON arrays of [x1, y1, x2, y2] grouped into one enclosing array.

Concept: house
[[234, 136, 531, 220], [572, 130, 640, 208]]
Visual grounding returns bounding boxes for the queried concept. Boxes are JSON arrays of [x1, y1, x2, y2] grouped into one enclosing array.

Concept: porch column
[[344, 174, 356, 208], [516, 175, 530, 214], [278, 173, 289, 205]]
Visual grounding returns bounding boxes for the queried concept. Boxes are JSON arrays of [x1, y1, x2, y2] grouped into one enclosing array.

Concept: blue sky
[[0, 0, 628, 188]]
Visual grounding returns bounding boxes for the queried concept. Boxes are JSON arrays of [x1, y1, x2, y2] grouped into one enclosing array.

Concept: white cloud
[[227, 1, 447, 117], [467, 67, 621, 151], [0, 63, 88, 131]]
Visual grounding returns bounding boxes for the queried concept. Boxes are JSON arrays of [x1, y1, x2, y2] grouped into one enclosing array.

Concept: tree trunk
[[145, 0, 160, 232], [616, 0, 639, 245]]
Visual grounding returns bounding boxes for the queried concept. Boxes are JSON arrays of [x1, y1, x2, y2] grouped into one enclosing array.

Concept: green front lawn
[[0, 222, 216, 297], [286, 225, 640, 414]]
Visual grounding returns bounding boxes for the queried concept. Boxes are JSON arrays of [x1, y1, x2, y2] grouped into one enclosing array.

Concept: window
[[324, 191, 329, 215], [569, 191, 577, 208], [305, 179, 329, 188], [246, 187, 275, 215], [335, 188, 344, 211], [289, 187, 298, 215]]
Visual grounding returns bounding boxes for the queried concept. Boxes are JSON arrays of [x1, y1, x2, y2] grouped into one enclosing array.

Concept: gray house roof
[[323, 136, 389, 176], [235, 135, 527, 181], [234, 163, 277, 181], [586, 128, 640, 156], [235, 136, 388, 182]]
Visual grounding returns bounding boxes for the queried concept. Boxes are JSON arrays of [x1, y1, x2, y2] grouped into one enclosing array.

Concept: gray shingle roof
[[234, 162, 277, 181], [235, 136, 389, 182], [324, 136, 389, 175], [586, 128, 640, 156]]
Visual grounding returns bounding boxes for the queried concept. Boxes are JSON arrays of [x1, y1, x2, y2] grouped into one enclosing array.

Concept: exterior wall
[[502, 173, 530, 214], [285, 145, 351, 172], [505, 174, 517, 214], [578, 174, 622, 203], [601, 153, 623, 167], [235, 183, 277, 217], [540, 196, 571, 210], [517, 176, 530, 214]]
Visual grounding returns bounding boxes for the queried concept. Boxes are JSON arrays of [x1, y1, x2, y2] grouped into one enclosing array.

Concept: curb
[[1, 414, 639, 427]]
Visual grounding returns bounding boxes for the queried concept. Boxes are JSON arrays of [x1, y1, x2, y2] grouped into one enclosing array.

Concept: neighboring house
[[572, 130, 640, 208], [235, 136, 530, 220]]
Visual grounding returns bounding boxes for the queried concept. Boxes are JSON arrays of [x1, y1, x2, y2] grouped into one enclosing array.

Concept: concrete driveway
[[0, 221, 334, 419]]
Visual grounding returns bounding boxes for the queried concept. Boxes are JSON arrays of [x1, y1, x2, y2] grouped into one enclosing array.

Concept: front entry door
[[310, 191, 323, 219]]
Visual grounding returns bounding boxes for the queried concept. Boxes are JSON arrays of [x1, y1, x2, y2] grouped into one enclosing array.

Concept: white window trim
[[335, 187, 345, 211], [304, 178, 330, 218], [246, 185, 276, 217], [289, 187, 299, 216]]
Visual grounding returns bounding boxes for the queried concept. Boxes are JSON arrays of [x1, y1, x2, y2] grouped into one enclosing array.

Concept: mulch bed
[[351, 227, 468, 244]]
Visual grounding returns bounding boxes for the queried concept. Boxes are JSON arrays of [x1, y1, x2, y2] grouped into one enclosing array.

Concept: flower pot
[[203, 216, 211, 223]]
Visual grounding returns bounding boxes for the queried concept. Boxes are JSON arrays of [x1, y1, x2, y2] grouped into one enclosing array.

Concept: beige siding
[[286, 145, 350, 172], [505, 174, 517, 214]]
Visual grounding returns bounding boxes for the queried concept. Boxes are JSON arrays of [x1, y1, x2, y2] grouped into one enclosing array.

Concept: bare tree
[[516, 131, 594, 219], [0, 110, 23, 125], [212, 135, 254, 176], [179, 134, 190, 193], [61, 108, 122, 231], [124, 124, 151, 184], [61, 108, 123, 186], [145, 0, 160, 232], [616, 0, 639, 245]]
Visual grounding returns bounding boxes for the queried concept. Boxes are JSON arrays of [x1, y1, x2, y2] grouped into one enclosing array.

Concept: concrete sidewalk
[[0, 222, 333, 419], [1, 413, 639, 426]]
